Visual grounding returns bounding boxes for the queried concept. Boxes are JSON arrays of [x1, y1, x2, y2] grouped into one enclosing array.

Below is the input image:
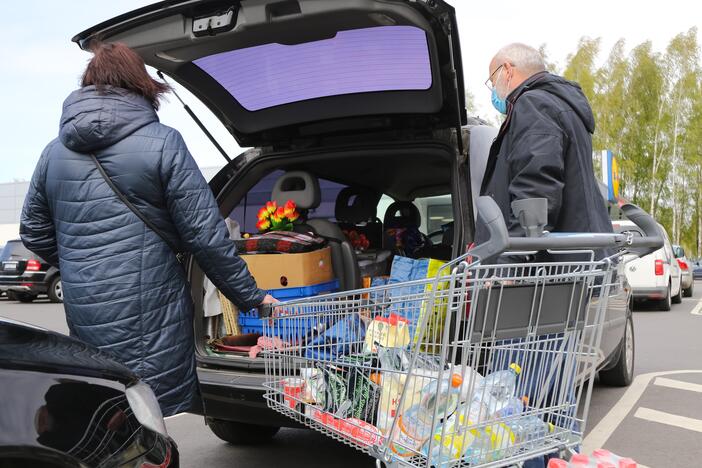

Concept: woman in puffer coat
[[20, 42, 275, 416]]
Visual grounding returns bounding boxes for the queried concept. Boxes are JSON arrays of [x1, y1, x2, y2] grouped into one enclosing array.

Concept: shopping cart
[[258, 198, 662, 468]]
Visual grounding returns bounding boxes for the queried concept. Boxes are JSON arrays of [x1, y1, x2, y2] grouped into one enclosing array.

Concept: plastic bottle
[[390, 373, 463, 458], [494, 396, 526, 419], [509, 415, 553, 450], [472, 363, 522, 415], [591, 450, 638, 468], [422, 400, 488, 465]]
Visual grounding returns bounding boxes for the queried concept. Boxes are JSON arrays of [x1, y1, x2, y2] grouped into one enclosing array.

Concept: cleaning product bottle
[[390, 373, 463, 458], [472, 363, 522, 416]]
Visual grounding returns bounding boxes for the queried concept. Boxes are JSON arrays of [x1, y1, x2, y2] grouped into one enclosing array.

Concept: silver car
[[673, 244, 694, 297]]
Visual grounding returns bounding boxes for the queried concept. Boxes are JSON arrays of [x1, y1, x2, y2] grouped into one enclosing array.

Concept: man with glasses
[[474, 44, 614, 468], [477, 43, 612, 253]]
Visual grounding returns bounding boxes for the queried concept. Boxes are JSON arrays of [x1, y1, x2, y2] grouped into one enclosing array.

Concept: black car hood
[[0, 319, 137, 384]]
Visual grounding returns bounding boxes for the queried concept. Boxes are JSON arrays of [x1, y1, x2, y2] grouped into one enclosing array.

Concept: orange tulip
[[256, 219, 271, 232], [266, 201, 277, 214], [257, 207, 269, 221]]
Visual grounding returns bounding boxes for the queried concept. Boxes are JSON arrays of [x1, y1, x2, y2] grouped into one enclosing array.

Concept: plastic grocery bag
[[305, 314, 366, 361], [386, 256, 448, 344]]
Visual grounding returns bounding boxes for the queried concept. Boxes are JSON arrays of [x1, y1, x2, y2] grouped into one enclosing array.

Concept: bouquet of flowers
[[256, 200, 300, 232], [343, 229, 370, 251]]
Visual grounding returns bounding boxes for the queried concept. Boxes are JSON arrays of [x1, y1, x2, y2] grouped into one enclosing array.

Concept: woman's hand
[[260, 294, 279, 305]]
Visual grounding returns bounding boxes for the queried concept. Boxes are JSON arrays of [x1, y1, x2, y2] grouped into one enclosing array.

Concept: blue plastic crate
[[238, 279, 339, 337]]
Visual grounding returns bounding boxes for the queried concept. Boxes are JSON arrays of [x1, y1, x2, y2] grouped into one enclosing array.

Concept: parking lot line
[[583, 370, 702, 454], [654, 376, 702, 394], [690, 299, 702, 316], [634, 407, 702, 433]]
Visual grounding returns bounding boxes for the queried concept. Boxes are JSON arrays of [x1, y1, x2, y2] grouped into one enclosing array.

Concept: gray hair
[[494, 43, 546, 75]]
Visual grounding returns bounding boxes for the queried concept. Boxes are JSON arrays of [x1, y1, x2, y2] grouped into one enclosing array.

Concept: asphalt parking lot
[[2, 283, 702, 467]]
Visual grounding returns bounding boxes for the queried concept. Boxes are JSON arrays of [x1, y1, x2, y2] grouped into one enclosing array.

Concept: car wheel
[[206, 418, 280, 445], [683, 282, 694, 298], [658, 284, 672, 311], [48, 276, 63, 303], [6, 291, 17, 301], [672, 282, 683, 304], [599, 314, 635, 386], [15, 292, 37, 303]]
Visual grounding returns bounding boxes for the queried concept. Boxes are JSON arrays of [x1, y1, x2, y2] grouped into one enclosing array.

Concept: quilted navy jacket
[[20, 86, 265, 416]]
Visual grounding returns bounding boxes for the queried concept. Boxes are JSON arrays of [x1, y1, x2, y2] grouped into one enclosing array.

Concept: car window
[[377, 194, 453, 235], [229, 170, 347, 233], [672, 245, 685, 258], [193, 26, 432, 111], [0, 241, 35, 261], [662, 231, 674, 261]]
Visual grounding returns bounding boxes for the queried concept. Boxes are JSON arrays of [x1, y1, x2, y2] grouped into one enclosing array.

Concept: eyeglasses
[[484, 64, 512, 91]]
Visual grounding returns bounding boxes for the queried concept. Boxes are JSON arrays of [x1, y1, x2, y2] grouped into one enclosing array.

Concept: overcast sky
[[1, 1, 700, 183]]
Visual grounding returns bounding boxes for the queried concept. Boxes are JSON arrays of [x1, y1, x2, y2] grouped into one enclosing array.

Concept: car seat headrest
[[335, 187, 382, 224], [384, 201, 421, 229], [271, 171, 321, 210]]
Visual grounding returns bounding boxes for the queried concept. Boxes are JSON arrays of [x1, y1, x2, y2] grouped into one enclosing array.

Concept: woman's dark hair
[[82, 42, 169, 109]]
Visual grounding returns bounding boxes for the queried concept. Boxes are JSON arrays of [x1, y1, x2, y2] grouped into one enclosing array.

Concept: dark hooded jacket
[[20, 86, 265, 416], [478, 72, 613, 254]]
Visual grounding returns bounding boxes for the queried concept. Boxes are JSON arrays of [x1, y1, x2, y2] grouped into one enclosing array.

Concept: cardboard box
[[241, 246, 334, 290]]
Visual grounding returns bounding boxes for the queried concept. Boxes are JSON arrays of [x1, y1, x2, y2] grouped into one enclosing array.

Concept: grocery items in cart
[[547, 449, 639, 467], [472, 363, 522, 416], [509, 415, 553, 450], [494, 396, 526, 418], [389, 373, 463, 458]]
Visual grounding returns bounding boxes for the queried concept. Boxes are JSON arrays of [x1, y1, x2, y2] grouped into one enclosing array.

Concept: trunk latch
[[193, 7, 238, 37]]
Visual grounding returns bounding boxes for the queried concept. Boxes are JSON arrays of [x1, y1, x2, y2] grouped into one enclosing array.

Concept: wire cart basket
[[258, 198, 663, 468]]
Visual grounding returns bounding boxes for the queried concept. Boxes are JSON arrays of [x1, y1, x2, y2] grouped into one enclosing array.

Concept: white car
[[613, 220, 682, 310]]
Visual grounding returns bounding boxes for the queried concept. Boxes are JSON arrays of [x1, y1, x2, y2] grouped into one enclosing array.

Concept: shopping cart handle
[[257, 303, 273, 318], [620, 203, 664, 256], [469, 196, 510, 262]]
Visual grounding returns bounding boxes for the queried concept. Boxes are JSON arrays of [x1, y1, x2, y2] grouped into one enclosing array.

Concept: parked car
[[693, 260, 702, 280], [0, 239, 62, 303], [672, 244, 694, 297], [613, 221, 682, 310], [0, 317, 178, 467], [74, 0, 636, 444]]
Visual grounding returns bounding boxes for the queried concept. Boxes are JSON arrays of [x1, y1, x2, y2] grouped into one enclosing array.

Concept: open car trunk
[[191, 140, 467, 369], [73, 0, 466, 148]]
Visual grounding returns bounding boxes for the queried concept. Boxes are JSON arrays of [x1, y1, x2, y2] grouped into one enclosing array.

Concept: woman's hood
[[59, 85, 159, 153]]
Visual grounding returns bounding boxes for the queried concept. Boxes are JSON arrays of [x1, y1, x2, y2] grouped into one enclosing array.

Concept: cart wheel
[[206, 418, 280, 445]]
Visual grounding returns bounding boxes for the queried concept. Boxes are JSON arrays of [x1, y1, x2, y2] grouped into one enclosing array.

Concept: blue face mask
[[491, 87, 507, 115]]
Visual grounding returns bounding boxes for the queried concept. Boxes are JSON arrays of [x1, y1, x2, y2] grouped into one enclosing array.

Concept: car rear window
[[230, 170, 347, 233], [0, 241, 35, 261], [194, 25, 432, 111]]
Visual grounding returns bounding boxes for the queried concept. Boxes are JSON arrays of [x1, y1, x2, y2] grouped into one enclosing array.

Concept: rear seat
[[335, 186, 393, 278], [272, 171, 361, 290]]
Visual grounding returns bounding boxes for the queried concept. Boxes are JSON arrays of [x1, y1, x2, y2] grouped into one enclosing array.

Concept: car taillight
[[655, 259, 664, 276], [26, 259, 41, 271], [677, 259, 689, 270]]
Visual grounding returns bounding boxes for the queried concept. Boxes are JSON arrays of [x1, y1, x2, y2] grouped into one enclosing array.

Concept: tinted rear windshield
[[194, 25, 432, 111], [1, 241, 35, 261]]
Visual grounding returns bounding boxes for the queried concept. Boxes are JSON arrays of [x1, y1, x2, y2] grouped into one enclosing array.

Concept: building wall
[[0, 166, 224, 245]]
